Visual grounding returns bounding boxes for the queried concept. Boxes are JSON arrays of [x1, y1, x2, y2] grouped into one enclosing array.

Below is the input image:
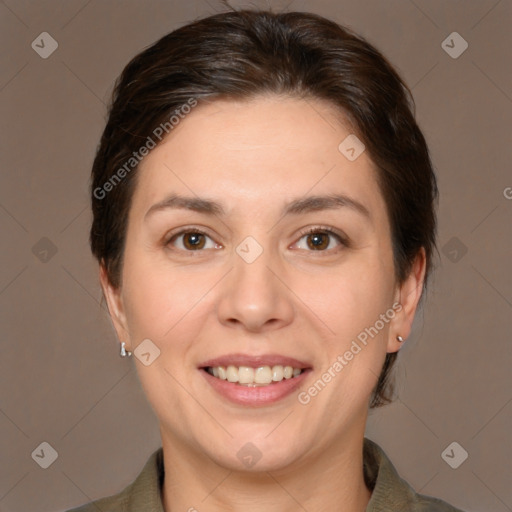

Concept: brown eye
[[182, 232, 206, 250], [294, 227, 347, 252], [306, 232, 330, 250], [167, 229, 219, 251]]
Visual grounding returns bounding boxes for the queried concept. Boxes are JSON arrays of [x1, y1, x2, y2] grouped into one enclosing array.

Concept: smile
[[200, 354, 311, 406], [205, 365, 304, 386]]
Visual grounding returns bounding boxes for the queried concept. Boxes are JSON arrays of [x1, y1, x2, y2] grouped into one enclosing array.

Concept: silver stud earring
[[397, 335, 405, 343], [120, 341, 132, 357]]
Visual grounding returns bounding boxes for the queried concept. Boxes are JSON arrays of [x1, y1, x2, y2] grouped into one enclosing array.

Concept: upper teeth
[[207, 365, 303, 386]]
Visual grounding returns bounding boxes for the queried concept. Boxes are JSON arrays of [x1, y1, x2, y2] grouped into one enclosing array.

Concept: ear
[[387, 248, 427, 353], [99, 261, 131, 350]]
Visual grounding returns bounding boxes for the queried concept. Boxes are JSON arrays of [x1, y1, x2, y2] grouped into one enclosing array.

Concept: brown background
[[1, 1, 511, 511]]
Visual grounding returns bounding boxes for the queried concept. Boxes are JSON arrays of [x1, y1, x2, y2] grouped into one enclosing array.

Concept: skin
[[100, 95, 426, 512]]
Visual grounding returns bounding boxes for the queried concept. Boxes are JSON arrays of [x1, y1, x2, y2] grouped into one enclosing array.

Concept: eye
[[294, 226, 348, 252], [166, 228, 222, 251]]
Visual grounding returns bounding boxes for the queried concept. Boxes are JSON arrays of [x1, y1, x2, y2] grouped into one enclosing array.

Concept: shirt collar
[[126, 446, 165, 512], [124, 437, 443, 511], [363, 437, 419, 510]]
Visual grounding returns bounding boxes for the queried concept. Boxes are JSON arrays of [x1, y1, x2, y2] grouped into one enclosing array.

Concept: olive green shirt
[[67, 437, 464, 511]]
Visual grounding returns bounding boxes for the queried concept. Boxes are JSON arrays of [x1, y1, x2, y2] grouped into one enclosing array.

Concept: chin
[[202, 425, 312, 473], [215, 442, 305, 473]]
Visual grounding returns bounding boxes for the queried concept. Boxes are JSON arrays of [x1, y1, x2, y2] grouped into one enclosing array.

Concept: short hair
[[89, 9, 438, 408]]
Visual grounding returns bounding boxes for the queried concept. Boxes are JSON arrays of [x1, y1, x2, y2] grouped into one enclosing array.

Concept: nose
[[216, 240, 295, 333]]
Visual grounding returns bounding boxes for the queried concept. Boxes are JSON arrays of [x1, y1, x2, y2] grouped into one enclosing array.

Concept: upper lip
[[200, 353, 312, 369]]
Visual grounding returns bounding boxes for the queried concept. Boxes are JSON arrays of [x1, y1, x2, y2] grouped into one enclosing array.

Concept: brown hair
[[90, 8, 438, 408]]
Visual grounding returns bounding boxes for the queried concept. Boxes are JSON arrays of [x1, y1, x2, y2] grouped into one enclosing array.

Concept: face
[[102, 96, 424, 472]]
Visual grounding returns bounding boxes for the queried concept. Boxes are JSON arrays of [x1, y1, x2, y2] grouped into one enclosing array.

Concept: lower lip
[[201, 369, 309, 406]]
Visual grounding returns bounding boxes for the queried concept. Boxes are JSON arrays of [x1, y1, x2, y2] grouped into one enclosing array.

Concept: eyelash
[[164, 227, 218, 253], [164, 225, 349, 254], [296, 225, 349, 251]]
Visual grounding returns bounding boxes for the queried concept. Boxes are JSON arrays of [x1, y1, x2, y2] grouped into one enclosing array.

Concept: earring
[[397, 335, 405, 343], [120, 341, 132, 357]]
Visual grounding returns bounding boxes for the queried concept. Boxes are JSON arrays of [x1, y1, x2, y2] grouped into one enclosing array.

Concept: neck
[[160, 428, 372, 512]]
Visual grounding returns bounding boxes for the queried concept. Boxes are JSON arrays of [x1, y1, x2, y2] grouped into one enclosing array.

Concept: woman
[[69, 8, 465, 512]]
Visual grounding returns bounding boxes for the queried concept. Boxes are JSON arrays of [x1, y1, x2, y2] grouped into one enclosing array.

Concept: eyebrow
[[144, 193, 371, 220]]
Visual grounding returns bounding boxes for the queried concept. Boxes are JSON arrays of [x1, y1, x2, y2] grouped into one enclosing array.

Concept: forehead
[[156, 95, 355, 162], [130, 95, 386, 222]]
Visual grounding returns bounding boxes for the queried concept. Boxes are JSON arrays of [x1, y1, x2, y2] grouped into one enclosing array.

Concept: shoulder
[[65, 447, 164, 512], [66, 493, 128, 512], [408, 493, 466, 511], [363, 437, 466, 512]]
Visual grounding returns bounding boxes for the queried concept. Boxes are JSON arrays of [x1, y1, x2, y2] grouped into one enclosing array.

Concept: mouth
[[199, 354, 311, 406]]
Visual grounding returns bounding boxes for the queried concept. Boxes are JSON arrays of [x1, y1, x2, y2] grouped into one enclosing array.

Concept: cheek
[[304, 254, 393, 396], [121, 248, 216, 344], [308, 256, 392, 334], [304, 269, 392, 410]]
